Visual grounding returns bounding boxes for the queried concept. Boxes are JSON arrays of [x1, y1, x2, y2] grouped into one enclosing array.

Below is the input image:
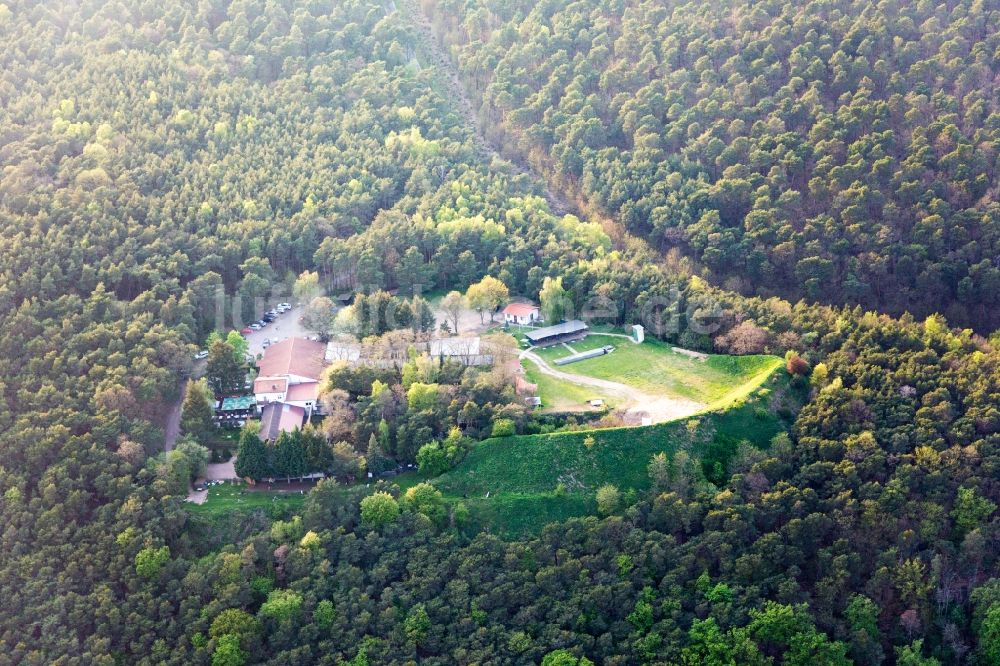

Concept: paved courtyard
[[206, 457, 237, 481]]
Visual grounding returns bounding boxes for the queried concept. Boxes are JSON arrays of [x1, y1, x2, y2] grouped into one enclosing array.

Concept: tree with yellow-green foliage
[[466, 275, 509, 323]]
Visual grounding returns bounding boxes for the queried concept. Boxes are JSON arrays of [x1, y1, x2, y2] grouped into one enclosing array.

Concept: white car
[[278, 302, 291, 309], [193, 350, 209, 360], [249, 323, 262, 331]]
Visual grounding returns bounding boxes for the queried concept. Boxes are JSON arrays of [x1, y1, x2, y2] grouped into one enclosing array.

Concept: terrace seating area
[[214, 395, 256, 427]]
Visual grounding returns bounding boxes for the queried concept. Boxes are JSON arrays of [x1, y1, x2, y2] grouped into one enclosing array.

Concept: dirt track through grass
[[520, 349, 705, 423]]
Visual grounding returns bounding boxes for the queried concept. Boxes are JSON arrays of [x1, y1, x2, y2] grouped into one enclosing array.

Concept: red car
[[240, 327, 253, 335]]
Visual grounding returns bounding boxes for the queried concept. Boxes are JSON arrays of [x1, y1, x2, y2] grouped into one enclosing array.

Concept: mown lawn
[[533, 335, 782, 405], [523, 363, 614, 412], [185, 482, 306, 518]]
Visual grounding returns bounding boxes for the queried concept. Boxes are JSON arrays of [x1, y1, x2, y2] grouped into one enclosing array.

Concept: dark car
[[262, 315, 275, 323]]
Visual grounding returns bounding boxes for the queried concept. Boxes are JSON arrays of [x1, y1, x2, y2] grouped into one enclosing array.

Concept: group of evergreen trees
[[233, 426, 364, 482]]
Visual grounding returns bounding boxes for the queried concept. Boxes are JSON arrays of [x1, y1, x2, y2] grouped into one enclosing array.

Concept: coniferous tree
[[206, 340, 245, 397], [366, 432, 392, 475], [411, 296, 436, 333], [235, 428, 269, 481], [272, 431, 307, 479], [180, 379, 215, 444]]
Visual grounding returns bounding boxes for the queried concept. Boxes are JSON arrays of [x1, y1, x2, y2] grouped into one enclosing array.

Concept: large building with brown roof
[[257, 337, 327, 382], [253, 337, 327, 416]]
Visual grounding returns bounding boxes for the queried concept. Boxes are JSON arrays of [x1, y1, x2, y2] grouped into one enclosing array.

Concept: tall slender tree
[[235, 427, 269, 481], [180, 379, 215, 444]]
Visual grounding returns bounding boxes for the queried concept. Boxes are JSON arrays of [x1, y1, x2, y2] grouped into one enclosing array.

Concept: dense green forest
[[423, 0, 1000, 331], [3, 0, 1000, 664]]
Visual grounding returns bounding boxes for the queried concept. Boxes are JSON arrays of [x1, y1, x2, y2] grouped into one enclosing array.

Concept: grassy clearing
[[523, 363, 613, 411], [184, 481, 306, 518], [430, 371, 795, 536], [533, 335, 782, 405], [435, 391, 783, 496], [704, 357, 785, 411]]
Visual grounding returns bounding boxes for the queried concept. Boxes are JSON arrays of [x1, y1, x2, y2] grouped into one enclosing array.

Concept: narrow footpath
[[164, 379, 184, 452]]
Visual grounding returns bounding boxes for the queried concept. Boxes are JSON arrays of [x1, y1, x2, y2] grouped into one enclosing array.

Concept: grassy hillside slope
[[430, 370, 796, 536]]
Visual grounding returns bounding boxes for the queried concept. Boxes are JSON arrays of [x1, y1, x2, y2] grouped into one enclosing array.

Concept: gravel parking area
[[243, 304, 312, 356]]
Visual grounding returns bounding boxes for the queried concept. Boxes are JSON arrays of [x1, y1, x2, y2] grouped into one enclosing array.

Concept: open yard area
[[427, 291, 493, 335], [526, 334, 782, 414], [184, 480, 306, 518], [523, 363, 615, 412]]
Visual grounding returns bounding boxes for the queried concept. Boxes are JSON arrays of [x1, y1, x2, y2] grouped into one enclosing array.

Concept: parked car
[[262, 339, 271, 349], [193, 350, 208, 360], [278, 302, 291, 309], [249, 323, 262, 331], [240, 327, 253, 335], [262, 315, 275, 323]]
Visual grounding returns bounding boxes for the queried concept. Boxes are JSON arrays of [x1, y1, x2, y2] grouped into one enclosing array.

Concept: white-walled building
[[502, 302, 541, 325]]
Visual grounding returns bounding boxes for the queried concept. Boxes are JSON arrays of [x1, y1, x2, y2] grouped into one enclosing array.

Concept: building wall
[[505, 311, 538, 325], [255, 391, 286, 404], [285, 373, 318, 385], [285, 399, 317, 416]]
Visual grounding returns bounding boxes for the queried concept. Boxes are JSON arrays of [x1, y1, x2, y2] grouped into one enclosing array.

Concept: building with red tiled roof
[[253, 337, 327, 417], [285, 381, 319, 403], [502, 302, 540, 325], [259, 402, 306, 441], [253, 377, 288, 404], [257, 337, 327, 383]]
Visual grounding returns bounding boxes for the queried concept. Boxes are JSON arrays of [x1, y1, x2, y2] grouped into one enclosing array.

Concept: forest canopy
[[3, 0, 1000, 664], [426, 0, 1000, 330]]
